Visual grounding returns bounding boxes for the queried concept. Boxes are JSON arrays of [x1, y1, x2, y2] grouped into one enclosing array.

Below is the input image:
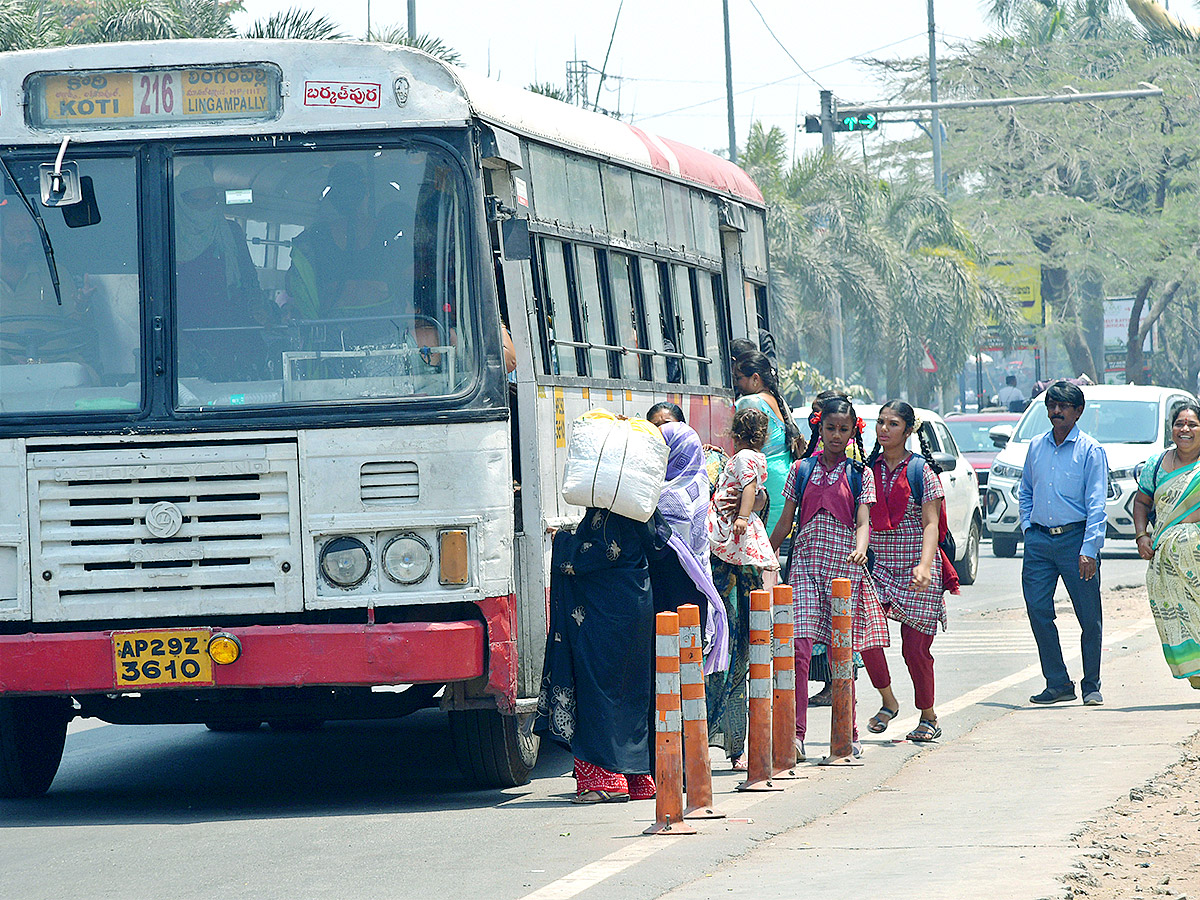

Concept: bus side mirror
[[501, 217, 531, 261], [62, 177, 101, 228]]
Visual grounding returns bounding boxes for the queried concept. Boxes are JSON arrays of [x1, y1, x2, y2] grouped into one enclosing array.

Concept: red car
[[944, 412, 1022, 527]]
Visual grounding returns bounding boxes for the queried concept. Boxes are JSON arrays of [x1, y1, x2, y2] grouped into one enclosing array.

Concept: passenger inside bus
[[174, 164, 272, 380], [0, 202, 86, 366]]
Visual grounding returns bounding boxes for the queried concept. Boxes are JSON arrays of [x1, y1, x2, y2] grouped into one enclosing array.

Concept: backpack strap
[[846, 458, 865, 501], [906, 454, 926, 504]]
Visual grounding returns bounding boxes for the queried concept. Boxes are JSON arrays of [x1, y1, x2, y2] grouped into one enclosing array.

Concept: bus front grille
[[29, 442, 302, 622]]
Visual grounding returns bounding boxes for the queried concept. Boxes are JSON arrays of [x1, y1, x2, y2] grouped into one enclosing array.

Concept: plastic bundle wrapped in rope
[[561, 410, 669, 522]]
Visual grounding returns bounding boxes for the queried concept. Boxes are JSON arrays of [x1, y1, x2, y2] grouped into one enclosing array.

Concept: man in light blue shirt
[[1019, 381, 1109, 706]]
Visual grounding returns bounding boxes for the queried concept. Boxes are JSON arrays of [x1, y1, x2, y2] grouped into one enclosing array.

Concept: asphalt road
[[0, 539, 1157, 900]]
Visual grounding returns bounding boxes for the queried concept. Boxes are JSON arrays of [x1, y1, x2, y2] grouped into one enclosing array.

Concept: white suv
[[858, 404, 983, 585], [986, 384, 1198, 557]]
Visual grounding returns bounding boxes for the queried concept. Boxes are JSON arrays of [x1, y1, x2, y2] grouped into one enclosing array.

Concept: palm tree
[[243, 7, 345, 40], [0, 0, 61, 49]]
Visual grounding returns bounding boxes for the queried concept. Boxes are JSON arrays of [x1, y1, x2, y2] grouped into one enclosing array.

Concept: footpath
[[654, 585, 1200, 900]]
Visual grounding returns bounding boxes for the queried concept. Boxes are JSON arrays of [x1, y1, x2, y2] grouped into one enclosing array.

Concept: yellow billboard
[[988, 261, 1043, 326]]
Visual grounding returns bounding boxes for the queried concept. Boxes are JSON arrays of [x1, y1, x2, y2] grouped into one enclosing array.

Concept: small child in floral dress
[[705, 407, 780, 769]]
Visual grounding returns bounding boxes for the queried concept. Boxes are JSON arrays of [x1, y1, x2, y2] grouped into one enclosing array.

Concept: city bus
[[0, 39, 770, 797]]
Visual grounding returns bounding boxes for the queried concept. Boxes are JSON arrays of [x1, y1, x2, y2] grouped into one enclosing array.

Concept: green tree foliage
[[527, 82, 570, 102], [243, 7, 344, 40], [743, 122, 1016, 404], [868, 7, 1200, 390], [366, 26, 461, 65]]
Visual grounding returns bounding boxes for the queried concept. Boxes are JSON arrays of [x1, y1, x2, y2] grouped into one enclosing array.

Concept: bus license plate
[[112, 629, 214, 688]]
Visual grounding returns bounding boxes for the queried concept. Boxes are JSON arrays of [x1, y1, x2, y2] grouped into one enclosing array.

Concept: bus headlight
[[320, 537, 371, 588], [382, 534, 432, 585]]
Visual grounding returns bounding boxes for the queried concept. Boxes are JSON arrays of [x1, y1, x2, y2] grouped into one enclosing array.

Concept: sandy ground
[[1063, 588, 1200, 900]]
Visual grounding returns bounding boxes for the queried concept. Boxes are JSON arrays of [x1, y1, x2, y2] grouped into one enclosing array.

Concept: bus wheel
[[0, 696, 71, 798], [448, 709, 539, 788]]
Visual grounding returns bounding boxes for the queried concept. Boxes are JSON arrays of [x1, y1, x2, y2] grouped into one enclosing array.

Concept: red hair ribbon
[[808, 411, 821, 427], [856, 417, 865, 434]]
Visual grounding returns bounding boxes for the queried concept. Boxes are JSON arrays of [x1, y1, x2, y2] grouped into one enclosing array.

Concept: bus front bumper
[[0, 621, 487, 696]]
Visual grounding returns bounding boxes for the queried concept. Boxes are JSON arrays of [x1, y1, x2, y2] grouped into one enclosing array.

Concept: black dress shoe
[[1030, 686, 1076, 704]]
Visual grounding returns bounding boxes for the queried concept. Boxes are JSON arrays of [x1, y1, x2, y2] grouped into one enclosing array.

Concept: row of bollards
[[644, 578, 856, 836]]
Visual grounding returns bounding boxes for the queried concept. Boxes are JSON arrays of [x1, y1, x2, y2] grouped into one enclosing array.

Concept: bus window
[[171, 146, 478, 407], [691, 190, 721, 259], [711, 272, 732, 388], [690, 268, 719, 386], [641, 259, 674, 384], [527, 143, 570, 226], [0, 154, 141, 415], [663, 182, 693, 252], [607, 251, 644, 381], [527, 238, 553, 375], [671, 264, 699, 384], [601, 165, 637, 240], [565, 157, 605, 234], [573, 246, 611, 377], [593, 249, 623, 378], [744, 210, 768, 280], [540, 238, 583, 376], [632, 174, 667, 246]]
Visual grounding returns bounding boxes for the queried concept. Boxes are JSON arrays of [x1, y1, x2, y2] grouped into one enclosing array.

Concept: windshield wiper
[[0, 151, 62, 305]]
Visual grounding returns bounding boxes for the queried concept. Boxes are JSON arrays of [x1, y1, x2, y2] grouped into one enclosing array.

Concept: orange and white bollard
[[820, 577, 862, 766], [771, 584, 802, 778], [677, 604, 724, 820], [738, 589, 783, 792], [645, 611, 696, 835]]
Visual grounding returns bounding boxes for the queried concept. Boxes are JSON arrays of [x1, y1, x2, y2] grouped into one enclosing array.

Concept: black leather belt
[[1031, 521, 1086, 536]]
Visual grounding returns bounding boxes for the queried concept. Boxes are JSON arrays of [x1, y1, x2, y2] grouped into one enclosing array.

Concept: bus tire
[[0, 696, 71, 798], [448, 708, 538, 788]]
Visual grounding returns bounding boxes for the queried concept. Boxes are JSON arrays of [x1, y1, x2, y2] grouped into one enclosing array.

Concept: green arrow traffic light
[[839, 113, 878, 131]]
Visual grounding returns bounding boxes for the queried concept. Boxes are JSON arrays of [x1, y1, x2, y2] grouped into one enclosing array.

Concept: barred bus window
[[543, 239, 584, 376], [573, 246, 611, 378], [689, 267, 716, 386], [607, 251, 641, 381], [528, 238, 553, 375], [594, 249, 623, 378], [671, 264, 699, 385], [711, 272, 733, 388]]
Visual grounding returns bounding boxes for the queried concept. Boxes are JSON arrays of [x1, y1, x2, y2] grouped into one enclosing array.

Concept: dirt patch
[[1063, 730, 1200, 900], [972, 584, 1151, 623]]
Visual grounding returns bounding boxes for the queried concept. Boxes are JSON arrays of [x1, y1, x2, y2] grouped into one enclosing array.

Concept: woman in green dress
[[732, 351, 802, 535], [1132, 401, 1200, 687]]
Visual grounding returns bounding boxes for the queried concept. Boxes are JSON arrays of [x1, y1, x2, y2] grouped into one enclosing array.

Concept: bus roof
[[0, 39, 764, 206]]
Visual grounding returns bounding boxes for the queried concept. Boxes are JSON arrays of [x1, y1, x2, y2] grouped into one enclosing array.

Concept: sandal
[[809, 685, 833, 707], [573, 789, 630, 803], [731, 754, 748, 771], [794, 738, 806, 762], [906, 719, 942, 743], [868, 706, 899, 734]]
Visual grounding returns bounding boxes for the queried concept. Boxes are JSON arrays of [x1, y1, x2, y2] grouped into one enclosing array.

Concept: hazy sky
[[233, 1, 1003, 157]]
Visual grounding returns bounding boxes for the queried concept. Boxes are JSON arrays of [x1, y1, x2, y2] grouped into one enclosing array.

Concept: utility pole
[[722, 0, 736, 163], [927, 0, 944, 195], [819, 88, 844, 380], [407, 0, 416, 38]]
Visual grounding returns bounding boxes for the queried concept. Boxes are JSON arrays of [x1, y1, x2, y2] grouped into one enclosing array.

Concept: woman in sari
[[1133, 401, 1200, 687], [652, 422, 730, 673], [732, 351, 802, 534], [534, 508, 670, 802]]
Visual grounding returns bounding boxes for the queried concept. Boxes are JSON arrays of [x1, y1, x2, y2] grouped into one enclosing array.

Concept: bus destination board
[[28, 64, 281, 129]]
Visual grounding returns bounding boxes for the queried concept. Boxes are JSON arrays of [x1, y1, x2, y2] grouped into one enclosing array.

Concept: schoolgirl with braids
[[769, 397, 890, 761], [732, 351, 804, 534], [861, 401, 958, 744]]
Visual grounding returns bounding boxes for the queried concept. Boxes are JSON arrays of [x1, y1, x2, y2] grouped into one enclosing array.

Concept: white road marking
[[516, 616, 1157, 900]]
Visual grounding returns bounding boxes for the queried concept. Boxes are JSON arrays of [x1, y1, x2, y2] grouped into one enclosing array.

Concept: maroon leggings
[[794, 637, 858, 742], [861, 624, 936, 711]]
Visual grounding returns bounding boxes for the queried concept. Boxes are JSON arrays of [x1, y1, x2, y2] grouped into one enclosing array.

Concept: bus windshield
[[172, 144, 477, 408]]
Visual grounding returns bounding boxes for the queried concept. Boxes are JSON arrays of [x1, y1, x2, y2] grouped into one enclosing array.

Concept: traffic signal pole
[[927, 0, 944, 196], [819, 89, 845, 382]]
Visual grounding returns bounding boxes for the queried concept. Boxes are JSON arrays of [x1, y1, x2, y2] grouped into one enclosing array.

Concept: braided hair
[[735, 350, 805, 458], [865, 400, 941, 475], [803, 397, 865, 461]]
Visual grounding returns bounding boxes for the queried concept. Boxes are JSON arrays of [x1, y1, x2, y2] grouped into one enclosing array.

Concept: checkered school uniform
[[783, 458, 890, 651], [869, 456, 948, 636]]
